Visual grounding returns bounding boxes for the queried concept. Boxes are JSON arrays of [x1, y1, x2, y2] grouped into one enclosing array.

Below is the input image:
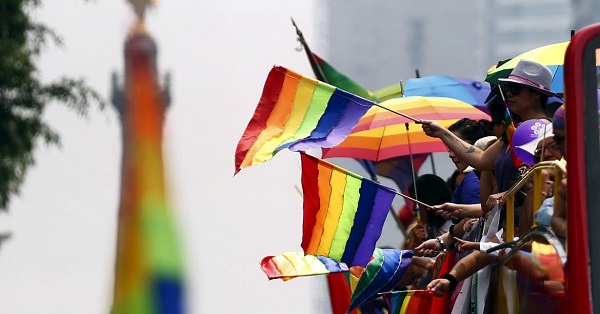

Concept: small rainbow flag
[[300, 153, 396, 267], [260, 252, 349, 281], [382, 290, 434, 314], [234, 66, 374, 174], [348, 249, 413, 312]]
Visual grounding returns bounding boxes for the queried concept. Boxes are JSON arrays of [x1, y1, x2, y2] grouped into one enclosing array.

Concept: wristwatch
[[436, 236, 446, 251]]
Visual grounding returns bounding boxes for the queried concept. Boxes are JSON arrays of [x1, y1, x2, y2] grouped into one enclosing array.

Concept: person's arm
[[419, 120, 502, 171], [479, 170, 495, 211], [434, 202, 482, 219], [427, 251, 496, 297], [414, 219, 470, 256], [453, 237, 480, 252]]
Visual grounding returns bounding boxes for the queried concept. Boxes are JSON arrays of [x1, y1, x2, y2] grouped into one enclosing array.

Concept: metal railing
[[498, 160, 567, 241]]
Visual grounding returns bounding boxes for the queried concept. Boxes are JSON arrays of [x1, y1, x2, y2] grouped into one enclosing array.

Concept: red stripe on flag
[[300, 153, 321, 252]]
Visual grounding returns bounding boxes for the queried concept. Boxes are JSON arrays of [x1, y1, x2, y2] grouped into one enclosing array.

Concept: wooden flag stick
[[394, 190, 434, 210], [373, 102, 422, 122], [393, 190, 458, 220]]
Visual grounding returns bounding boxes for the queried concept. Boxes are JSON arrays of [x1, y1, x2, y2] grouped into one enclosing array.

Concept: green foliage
[[0, 0, 105, 210]]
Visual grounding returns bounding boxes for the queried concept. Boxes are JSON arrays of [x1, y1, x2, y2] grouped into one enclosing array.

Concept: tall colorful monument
[[110, 2, 184, 313]]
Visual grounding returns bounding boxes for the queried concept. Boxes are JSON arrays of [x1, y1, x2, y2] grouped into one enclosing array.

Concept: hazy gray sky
[[0, 1, 335, 313]]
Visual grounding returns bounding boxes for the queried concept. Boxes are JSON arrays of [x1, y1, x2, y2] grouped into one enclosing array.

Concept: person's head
[[447, 118, 493, 172], [498, 60, 555, 119], [408, 174, 453, 233], [552, 105, 566, 157], [533, 136, 562, 163]]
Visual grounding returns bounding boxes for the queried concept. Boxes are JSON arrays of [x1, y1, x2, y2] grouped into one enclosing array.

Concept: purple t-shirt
[[451, 171, 481, 204]]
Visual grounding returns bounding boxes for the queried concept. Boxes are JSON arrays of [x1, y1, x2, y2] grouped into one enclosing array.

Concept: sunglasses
[[504, 83, 527, 96]]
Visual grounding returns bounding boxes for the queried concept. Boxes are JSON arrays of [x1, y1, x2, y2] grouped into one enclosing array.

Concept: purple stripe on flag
[[288, 88, 373, 151], [340, 180, 378, 265], [317, 255, 349, 273], [379, 250, 414, 292], [348, 249, 400, 312], [351, 187, 396, 266]]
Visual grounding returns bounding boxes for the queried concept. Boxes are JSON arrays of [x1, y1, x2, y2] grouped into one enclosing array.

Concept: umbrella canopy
[[403, 75, 491, 113], [486, 41, 600, 94], [322, 96, 490, 161]]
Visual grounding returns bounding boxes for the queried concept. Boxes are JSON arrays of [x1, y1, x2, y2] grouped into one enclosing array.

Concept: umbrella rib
[[375, 125, 386, 161]]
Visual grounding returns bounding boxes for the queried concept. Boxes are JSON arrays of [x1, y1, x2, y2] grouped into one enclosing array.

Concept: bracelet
[[436, 236, 446, 251], [441, 273, 458, 292], [449, 224, 456, 238]]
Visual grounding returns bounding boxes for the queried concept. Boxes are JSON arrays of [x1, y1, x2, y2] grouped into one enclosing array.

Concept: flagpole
[[291, 17, 327, 81], [291, 18, 383, 182], [405, 122, 422, 224]]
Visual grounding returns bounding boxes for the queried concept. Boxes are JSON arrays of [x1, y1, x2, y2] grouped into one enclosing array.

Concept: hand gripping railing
[[498, 160, 567, 242]]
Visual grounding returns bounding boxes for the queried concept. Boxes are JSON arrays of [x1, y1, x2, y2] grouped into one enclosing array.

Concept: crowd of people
[[394, 59, 569, 313]]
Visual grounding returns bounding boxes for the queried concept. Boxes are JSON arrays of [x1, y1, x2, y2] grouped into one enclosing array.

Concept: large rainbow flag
[[234, 66, 374, 174], [300, 153, 396, 267], [112, 30, 184, 313]]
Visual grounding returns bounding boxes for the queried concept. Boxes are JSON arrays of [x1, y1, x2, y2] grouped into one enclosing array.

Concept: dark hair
[[446, 169, 461, 192], [408, 174, 453, 237], [448, 118, 493, 144], [486, 94, 505, 124], [539, 94, 549, 109]]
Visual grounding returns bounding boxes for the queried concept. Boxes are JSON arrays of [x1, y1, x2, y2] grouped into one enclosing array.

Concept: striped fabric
[[322, 96, 490, 161], [383, 290, 434, 314], [300, 153, 396, 267], [348, 249, 414, 312], [234, 66, 374, 174], [260, 252, 348, 280]]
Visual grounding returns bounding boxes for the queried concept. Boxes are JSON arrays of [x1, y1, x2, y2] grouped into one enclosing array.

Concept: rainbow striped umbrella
[[404, 75, 491, 113], [322, 96, 490, 161], [486, 41, 600, 94]]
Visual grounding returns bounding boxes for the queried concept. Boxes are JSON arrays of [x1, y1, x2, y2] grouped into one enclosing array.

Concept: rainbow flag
[[260, 252, 349, 280], [382, 290, 434, 314], [300, 153, 396, 267], [234, 66, 374, 174], [112, 30, 184, 314], [348, 249, 413, 312]]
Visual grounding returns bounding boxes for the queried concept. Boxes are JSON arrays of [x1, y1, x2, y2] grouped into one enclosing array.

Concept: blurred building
[[315, 0, 600, 249], [317, 0, 600, 87]]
